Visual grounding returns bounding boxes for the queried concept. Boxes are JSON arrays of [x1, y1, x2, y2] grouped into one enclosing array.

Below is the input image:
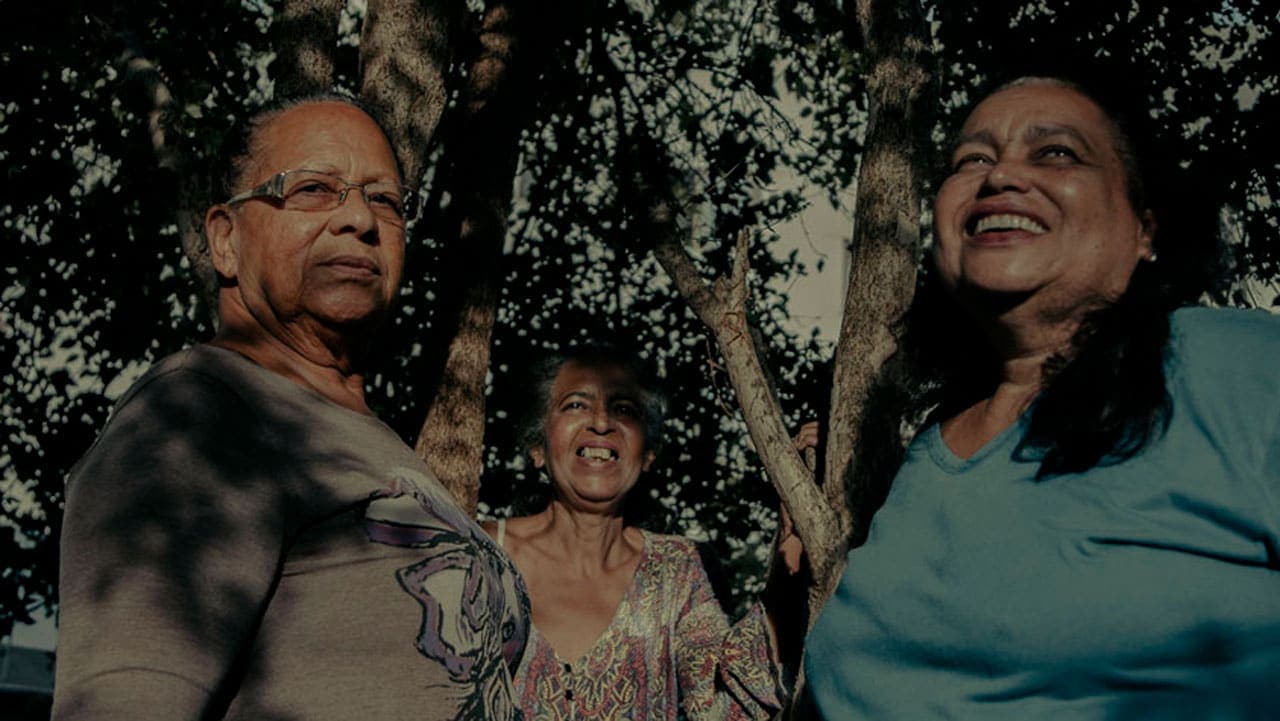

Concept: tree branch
[[653, 226, 843, 574], [116, 39, 213, 316]]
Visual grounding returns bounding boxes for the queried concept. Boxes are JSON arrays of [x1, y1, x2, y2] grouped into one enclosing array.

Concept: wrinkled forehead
[[250, 101, 401, 182], [553, 359, 644, 399], [957, 79, 1123, 153]]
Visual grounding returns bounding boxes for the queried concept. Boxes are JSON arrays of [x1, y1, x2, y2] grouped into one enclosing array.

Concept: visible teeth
[[579, 447, 615, 460], [974, 213, 1047, 234]]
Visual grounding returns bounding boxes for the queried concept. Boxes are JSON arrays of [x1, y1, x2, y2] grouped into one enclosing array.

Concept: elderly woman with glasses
[[53, 96, 529, 721]]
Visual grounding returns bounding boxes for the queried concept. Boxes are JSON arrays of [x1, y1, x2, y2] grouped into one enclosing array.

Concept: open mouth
[[966, 213, 1048, 236], [577, 446, 619, 461]]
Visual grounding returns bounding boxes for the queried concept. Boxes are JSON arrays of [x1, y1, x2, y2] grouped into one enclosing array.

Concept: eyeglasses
[[224, 169, 413, 228]]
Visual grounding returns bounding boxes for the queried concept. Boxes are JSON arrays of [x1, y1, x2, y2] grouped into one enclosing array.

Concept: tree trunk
[[648, 0, 934, 713], [785, 2, 935, 715], [412, 3, 578, 514], [274, 0, 343, 97], [655, 0, 933, 626], [825, 0, 933, 553], [358, 0, 457, 184]]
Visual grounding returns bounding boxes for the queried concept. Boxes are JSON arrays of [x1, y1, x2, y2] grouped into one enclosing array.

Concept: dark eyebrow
[[952, 129, 996, 150], [1025, 124, 1094, 152], [951, 125, 1096, 154], [557, 390, 596, 404]]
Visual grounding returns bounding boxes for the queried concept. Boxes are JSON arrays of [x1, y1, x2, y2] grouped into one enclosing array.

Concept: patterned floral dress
[[500, 525, 782, 720]]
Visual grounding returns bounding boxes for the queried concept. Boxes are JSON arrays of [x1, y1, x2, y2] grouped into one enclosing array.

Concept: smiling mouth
[[577, 446, 619, 461], [968, 213, 1048, 236]]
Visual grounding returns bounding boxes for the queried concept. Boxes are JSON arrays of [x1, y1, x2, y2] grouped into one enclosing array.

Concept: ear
[[205, 204, 240, 280], [642, 450, 656, 472], [1136, 209, 1157, 260], [529, 445, 546, 469]]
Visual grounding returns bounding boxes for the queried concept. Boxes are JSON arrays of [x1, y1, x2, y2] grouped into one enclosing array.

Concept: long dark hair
[[910, 64, 1228, 477]]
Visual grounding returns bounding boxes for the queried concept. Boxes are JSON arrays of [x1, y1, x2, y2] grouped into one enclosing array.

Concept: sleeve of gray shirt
[[53, 366, 287, 721]]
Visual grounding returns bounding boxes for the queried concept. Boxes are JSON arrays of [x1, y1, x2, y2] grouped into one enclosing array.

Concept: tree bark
[[411, 2, 577, 514], [358, 0, 457, 185], [825, 0, 932, 550], [274, 0, 343, 97]]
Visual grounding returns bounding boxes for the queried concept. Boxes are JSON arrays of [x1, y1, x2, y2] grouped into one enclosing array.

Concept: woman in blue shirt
[[804, 64, 1280, 720]]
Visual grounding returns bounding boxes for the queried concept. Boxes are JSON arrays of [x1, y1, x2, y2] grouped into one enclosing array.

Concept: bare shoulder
[[623, 525, 647, 551], [491, 514, 546, 558], [502, 514, 545, 538]]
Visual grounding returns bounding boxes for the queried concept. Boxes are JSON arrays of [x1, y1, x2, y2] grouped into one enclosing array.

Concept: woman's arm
[[674, 544, 783, 721], [52, 370, 285, 721]]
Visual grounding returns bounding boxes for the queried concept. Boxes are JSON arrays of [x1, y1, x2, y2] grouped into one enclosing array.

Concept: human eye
[[283, 174, 340, 207], [1034, 144, 1080, 164], [950, 151, 993, 173], [367, 188, 405, 214], [612, 401, 641, 418]]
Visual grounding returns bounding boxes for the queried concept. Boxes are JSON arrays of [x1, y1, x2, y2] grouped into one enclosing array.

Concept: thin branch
[[652, 222, 843, 571], [653, 224, 723, 327]]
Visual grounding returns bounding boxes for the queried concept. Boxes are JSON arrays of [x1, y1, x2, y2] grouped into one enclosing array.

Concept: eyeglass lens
[[280, 171, 407, 225]]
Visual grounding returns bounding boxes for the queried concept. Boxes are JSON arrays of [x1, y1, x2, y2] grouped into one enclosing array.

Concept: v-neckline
[[928, 411, 1028, 473], [532, 528, 651, 669]]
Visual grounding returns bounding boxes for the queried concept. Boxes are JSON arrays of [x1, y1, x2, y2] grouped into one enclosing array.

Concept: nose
[[328, 186, 379, 242], [588, 405, 615, 434], [978, 158, 1030, 197]]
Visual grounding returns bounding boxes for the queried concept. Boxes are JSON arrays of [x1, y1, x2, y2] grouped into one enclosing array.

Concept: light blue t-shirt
[[805, 307, 1280, 720]]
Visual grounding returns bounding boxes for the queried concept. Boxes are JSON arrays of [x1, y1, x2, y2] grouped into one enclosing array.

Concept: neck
[[213, 300, 373, 415], [530, 500, 635, 573], [961, 296, 1089, 425]]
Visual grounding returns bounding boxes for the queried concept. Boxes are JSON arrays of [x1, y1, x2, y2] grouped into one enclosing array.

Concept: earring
[[1145, 251, 1158, 263]]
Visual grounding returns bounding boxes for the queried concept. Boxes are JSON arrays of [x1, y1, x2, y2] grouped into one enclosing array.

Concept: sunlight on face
[[933, 80, 1153, 314], [224, 101, 406, 337], [531, 361, 655, 514]]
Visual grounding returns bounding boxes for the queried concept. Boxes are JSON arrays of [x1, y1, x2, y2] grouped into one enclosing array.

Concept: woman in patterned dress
[[485, 344, 797, 720]]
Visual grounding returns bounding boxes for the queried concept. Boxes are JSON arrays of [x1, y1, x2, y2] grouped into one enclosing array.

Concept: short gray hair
[[515, 344, 669, 458]]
